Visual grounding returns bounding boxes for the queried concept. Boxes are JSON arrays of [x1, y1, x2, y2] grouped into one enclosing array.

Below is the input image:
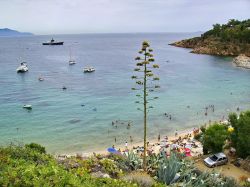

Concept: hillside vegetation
[[170, 19, 250, 56]]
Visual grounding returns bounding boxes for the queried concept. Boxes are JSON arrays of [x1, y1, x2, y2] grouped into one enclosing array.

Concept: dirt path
[[194, 158, 250, 182]]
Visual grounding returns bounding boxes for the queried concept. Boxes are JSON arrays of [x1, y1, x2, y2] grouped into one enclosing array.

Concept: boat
[[69, 60, 76, 65], [42, 38, 64, 45], [69, 47, 76, 65], [83, 67, 95, 73], [23, 104, 32, 110], [16, 62, 28, 73], [38, 77, 44, 81]]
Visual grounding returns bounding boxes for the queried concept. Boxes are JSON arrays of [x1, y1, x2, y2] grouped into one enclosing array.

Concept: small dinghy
[[38, 77, 44, 81], [23, 104, 32, 110]]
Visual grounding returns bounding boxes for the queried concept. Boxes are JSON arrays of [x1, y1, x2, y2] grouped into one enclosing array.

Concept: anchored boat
[[16, 62, 28, 73], [42, 38, 64, 45], [83, 67, 95, 73], [23, 104, 32, 110], [69, 46, 76, 65]]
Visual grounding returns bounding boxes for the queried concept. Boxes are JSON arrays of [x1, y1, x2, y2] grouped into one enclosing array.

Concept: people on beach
[[175, 130, 178, 137], [125, 141, 128, 148], [158, 134, 160, 142], [127, 123, 131, 129], [165, 136, 168, 141], [130, 136, 133, 143]]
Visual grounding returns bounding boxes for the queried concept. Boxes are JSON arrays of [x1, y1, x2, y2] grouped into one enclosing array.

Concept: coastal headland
[[170, 19, 250, 68]]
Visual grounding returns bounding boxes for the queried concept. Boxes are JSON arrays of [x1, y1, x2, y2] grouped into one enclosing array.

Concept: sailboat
[[69, 47, 76, 65]]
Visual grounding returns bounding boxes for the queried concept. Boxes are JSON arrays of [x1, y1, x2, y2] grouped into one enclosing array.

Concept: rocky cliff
[[170, 37, 250, 57]]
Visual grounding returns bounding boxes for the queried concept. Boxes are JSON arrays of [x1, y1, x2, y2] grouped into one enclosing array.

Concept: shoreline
[[55, 127, 199, 158]]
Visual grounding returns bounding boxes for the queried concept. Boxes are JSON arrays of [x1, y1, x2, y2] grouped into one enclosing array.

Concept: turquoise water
[[0, 33, 250, 154]]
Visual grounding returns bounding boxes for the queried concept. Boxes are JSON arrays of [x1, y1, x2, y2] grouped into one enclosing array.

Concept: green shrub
[[25, 142, 46, 154], [100, 158, 123, 178], [202, 123, 229, 154], [0, 144, 136, 187], [229, 111, 250, 158]]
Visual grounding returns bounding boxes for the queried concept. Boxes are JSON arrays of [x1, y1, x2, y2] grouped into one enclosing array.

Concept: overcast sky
[[0, 0, 249, 35]]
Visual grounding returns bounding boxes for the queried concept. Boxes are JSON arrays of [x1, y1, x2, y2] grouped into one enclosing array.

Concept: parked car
[[204, 153, 228, 168]]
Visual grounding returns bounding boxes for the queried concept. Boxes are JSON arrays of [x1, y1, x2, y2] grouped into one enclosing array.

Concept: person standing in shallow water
[[158, 134, 160, 142], [125, 141, 128, 149], [130, 136, 133, 143]]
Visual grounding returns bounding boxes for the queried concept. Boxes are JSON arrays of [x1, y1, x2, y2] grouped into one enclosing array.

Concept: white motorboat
[[16, 62, 28, 73], [83, 67, 95, 73], [69, 60, 76, 65], [23, 104, 32, 110]]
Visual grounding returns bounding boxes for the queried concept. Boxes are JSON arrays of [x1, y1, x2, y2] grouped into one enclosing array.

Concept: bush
[[229, 111, 250, 158], [194, 132, 202, 141], [202, 123, 229, 154], [0, 144, 136, 187], [122, 171, 155, 187], [25, 142, 46, 154], [100, 158, 123, 178]]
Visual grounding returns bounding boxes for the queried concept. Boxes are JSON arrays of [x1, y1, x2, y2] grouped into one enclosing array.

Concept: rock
[[170, 36, 250, 57], [233, 54, 250, 69], [91, 171, 110, 178], [103, 174, 111, 178], [234, 158, 243, 167], [241, 156, 250, 172]]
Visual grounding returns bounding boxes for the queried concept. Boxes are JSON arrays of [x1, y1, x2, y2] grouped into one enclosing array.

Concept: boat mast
[[69, 46, 72, 61]]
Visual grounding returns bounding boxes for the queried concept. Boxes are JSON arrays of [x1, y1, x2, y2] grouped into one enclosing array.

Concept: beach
[[57, 127, 203, 158]]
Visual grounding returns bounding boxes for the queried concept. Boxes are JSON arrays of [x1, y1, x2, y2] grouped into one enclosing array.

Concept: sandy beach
[[58, 127, 203, 158]]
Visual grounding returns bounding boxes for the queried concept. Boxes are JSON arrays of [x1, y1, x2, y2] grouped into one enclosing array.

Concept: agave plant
[[157, 153, 181, 185], [125, 151, 142, 170], [180, 171, 238, 187], [146, 153, 163, 174]]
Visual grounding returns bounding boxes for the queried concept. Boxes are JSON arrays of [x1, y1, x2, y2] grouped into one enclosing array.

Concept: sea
[[0, 33, 250, 154]]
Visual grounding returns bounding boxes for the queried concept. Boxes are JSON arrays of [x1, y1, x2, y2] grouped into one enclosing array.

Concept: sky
[[0, 0, 249, 35]]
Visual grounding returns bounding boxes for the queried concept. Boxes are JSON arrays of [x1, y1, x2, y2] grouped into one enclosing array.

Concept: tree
[[202, 123, 229, 154], [229, 111, 250, 158], [131, 41, 160, 170]]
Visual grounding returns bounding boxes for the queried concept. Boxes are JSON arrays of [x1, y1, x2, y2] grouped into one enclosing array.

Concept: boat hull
[[42, 42, 64, 45]]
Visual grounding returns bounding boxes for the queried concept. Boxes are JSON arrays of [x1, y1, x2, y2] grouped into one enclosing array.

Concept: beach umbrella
[[170, 144, 180, 149], [107, 147, 117, 153], [185, 148, 191, 157]]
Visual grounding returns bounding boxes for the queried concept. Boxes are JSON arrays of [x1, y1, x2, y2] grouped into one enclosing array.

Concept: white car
[[204, 152, 228, 168]]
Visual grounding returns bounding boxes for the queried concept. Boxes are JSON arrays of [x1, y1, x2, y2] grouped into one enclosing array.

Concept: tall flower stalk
[[132, 41, 160, 170]]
